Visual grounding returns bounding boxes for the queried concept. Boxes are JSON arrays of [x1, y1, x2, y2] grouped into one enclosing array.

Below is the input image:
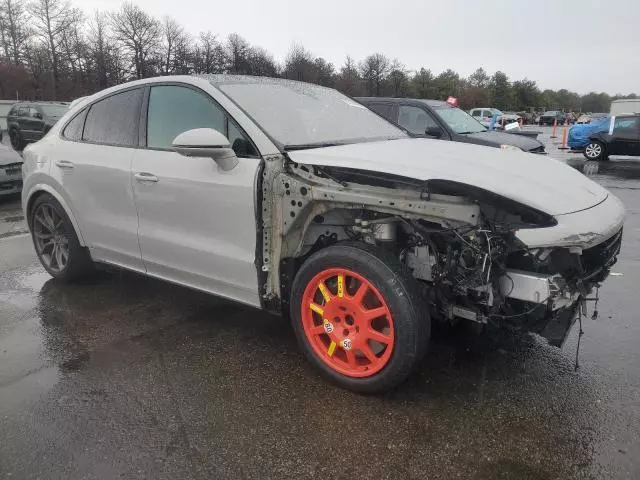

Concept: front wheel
[[290, 242, 430, 393], [584, 141, 607, 161]]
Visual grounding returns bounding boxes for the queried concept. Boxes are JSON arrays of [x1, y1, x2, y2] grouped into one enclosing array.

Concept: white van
[[610, 99, 640, 115]]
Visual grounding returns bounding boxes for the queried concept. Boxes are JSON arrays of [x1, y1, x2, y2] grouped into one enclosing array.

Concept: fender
[[23, 183, 87, 246]]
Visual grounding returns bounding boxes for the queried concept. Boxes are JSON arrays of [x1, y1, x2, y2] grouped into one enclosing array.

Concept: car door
[[51, 87, 145, 270], [131, 83, 261, 306], [16, 106, 30, 139], [27, 107, 45, 140], [608, 116, 640, 155]]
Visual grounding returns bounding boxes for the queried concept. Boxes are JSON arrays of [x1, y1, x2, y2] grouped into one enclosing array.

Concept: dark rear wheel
[[9, 129, 24, 151], [30, 193, 95, 282], [584, 141, 606, 161], [290, 242, 430, 393]]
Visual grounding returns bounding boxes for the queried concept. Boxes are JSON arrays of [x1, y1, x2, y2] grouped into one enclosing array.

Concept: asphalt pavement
[[0, 128, 639, 479]]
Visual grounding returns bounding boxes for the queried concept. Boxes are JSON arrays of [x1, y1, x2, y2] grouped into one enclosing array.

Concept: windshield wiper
[[284, 142, 344, 151]]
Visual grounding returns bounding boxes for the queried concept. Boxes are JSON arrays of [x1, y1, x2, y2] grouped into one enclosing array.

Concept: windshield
[[434, 106, 487, 134], [211, 77, 407, 149], [543, 111, 558, 116], [40, 105, 68, 117]]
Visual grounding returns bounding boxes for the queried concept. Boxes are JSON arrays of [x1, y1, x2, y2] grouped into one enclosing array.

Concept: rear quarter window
[[82, 89, 143, 147]]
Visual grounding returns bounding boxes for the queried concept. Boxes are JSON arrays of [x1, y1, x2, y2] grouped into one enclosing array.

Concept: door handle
[[134, 172, 159, 183], [55, 160, 75, 169]]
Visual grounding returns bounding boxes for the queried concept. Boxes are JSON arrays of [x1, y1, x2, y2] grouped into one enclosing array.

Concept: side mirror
[[172, 128, 238, 171], [425, 125, 444, 138], [34, 112, 43, 119]]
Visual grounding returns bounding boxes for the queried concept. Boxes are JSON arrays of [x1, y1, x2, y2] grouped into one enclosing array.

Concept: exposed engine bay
[[259, 157, 623, 347]]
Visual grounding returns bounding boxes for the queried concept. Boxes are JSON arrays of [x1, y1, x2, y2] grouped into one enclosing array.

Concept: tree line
[[0, 0, 636, 113]]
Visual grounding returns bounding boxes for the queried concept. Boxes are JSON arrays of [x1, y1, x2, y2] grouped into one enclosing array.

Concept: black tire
[[30, 193, 95, 282], [9, 128, 24, 151], [290, 242, 430, 393], [584, 140, 606, 161]]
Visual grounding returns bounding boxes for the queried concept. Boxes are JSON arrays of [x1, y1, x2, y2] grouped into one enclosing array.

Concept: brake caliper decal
[[337, 274, 344, 298], [327, 341, 337, 357]]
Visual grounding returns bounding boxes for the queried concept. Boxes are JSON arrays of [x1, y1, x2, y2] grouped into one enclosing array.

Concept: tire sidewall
[[290, 243, 428, 393]]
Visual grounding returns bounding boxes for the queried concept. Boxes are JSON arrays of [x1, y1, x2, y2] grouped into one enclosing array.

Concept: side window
[[398, 105, 438, 135], [613, 117, 639, 133], [368, 103, 395, 122], [63, 111, 86, 141], [471, 110, 481, 117], [83, 89, 143, 147], [147, 85, 225, 150]]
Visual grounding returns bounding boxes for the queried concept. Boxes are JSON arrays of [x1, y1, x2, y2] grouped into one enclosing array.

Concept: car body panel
[[132, 148, 261, 307], [459, 130, 541, 151], [287, 138, 607, 216], [0, 143, 23, 195]]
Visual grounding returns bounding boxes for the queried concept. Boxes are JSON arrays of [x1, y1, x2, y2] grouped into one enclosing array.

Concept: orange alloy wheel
[[300, 268, 395, 377]]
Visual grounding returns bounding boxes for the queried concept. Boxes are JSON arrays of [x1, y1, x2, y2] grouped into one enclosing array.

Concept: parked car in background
[[0, 142, 23, 196], [469, 107, 503, 127], [584, 114, 640, 161], [500, 111, 522, 124], [358, 97, 545, 153], [7, 102, 69, 151], [577, 113, 608, 124], [538, 111, 566, 126]]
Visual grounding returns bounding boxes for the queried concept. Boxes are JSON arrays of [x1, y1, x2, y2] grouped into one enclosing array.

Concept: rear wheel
[[584, 141, 606, 161], [9, 129, 24, 151], [290, 242, 430, 393], [30, 193, 95, 282]]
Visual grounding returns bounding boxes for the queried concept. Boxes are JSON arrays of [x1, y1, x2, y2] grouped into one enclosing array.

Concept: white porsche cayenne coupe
[[22, 75, 624, 392]]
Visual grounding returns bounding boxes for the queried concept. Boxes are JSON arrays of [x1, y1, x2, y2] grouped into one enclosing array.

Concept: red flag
[[446, 96, 459, 107]]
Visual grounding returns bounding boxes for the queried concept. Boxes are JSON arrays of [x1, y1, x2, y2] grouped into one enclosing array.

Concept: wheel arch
[[24, 184, 87, 246]]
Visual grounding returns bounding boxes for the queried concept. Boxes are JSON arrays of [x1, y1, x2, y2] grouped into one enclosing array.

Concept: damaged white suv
[[22, 75, 624, 392]]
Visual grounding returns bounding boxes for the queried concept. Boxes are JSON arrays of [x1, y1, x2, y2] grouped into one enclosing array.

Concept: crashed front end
[[262, 157, 625, 348]]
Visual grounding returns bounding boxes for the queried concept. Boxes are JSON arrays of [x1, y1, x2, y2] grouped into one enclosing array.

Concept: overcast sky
[[80, 0, 639, 94]]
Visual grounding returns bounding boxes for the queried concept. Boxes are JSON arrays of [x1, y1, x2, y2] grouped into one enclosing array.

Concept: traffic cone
[[550, 118, 558, 138], [558, 125, 569, 150]]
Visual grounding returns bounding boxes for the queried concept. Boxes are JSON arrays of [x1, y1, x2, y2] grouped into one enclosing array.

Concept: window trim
[[61, 108, 89, 141], [58, 85, 145, 149], [141, 81, 260, 159]]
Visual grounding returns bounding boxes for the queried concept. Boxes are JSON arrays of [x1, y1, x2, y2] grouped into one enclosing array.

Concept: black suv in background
[[584, 114, 640, 161], [7, 102, 69, 151], [357, 97, 545, 153]]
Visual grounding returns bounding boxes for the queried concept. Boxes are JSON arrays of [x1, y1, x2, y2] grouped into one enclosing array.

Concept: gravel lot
[[0, 127, 638, 479]]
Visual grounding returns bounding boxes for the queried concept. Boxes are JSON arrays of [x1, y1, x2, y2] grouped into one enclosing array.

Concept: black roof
[[355, 97, 451, 108]]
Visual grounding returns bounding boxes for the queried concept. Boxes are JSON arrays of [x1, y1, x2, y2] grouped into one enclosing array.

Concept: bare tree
[[110, 2, 160, 79], [0, 0, 30, 64], [161, 16, 182, 74], [28, 0, 79, 98], [283, 43, 314, 82], [226, 33, 250, 74], [335, 56, 362, 96], [194, 31, 226, 74], [87, 10, 108, 88], [359, 53, 390, 96]]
